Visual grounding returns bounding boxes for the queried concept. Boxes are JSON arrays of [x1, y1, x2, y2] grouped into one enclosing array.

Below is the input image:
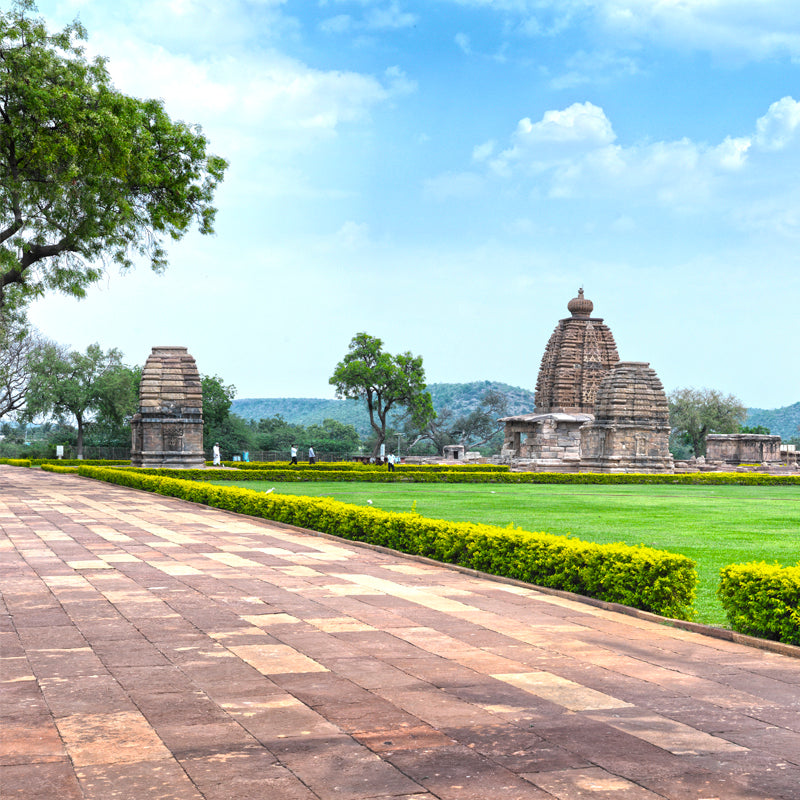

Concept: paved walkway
[[2, 466, 799, 800]]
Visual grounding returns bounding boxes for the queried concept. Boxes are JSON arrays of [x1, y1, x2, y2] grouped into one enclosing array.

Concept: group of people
[[289, 446, 397, 469], [289, 445, 315, 465], [211, 443, 396, 467]]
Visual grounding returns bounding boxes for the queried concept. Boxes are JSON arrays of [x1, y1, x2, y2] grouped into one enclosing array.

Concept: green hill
[[233, 386, 799, 442], [231, 382, 537, 437], [745, 402, 800, 440]]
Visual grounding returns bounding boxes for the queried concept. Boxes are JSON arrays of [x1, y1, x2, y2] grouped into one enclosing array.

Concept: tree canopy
[[668, 387, 747, 457], [0, 1, 227, 311], [24, 341, 136, 457], [330, 332, 435, 456]]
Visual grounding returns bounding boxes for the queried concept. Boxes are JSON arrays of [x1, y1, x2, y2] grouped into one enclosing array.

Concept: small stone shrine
[[580, 362, 674, 473], [706, 434, 782, 466], [130, 346, 205, 468]]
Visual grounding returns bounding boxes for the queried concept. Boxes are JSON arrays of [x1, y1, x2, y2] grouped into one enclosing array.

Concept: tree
[[330, 332, 435, 457], [24, 342, 136, 457], [0, 311, 45, 418], [668, 387, 747, 457], [0, 2, 227, 311], [201, 374, 236, 451], [407, 389, 509, 455], [305, 418, 361, 455]]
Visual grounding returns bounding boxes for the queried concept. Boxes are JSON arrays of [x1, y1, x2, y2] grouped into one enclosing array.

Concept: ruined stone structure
[[443, 444, 466, 461], [580, 362, 674, 473], [130, 346, 205, 468], [500, 289, 619, 467], [706, 434, 782, 466]]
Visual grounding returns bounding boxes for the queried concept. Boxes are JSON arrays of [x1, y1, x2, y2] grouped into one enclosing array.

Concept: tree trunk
[[76, 413, 84, 460]]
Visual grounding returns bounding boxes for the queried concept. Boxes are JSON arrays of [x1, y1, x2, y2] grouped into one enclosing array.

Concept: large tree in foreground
[[0, 1, 227, 311], [330, 332, 435, 457], [668, 387, 746, 457]]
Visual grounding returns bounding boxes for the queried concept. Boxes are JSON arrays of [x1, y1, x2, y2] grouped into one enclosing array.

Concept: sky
[[25, 0, 800, 410]]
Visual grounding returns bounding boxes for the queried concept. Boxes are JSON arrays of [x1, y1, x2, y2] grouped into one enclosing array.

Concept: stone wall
[[706, 434, 782, 465]]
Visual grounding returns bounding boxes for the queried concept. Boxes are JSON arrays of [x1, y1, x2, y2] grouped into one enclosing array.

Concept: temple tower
[[580, 362, 674, 473], [534, 289, 620, 414], [130, 346, 205, 468]]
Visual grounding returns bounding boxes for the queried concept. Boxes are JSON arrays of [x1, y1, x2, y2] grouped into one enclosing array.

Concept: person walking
[[289, 445, 298, 465], [387, 452, 395, 472], [212, 443, 221, 467], [308, 446, 316, 465]]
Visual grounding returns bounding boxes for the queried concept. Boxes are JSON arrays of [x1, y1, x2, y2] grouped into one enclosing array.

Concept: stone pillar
[[130, 346, 205, 468]]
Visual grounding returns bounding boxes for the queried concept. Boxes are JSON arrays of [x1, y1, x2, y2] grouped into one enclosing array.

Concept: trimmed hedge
[[117, 466, 800, 486], [76, 465, 698, 619], [718, 562, 800, 645], [216, 461, 510, 473], [41, 464, 80, 474], [0, 458, 32, 467], [32, 459, 131, 467]]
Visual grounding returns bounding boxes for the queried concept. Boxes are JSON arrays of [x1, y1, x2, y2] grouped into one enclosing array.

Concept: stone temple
[[130, 346, 205, 468], [500, 290, 674, 472]]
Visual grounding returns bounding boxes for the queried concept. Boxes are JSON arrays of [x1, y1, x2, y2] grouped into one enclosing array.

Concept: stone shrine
[[500, 289, 619, 468], [580, 362, 674, 473], [706, 434, 782, 466], [130, 346, 205, 468]]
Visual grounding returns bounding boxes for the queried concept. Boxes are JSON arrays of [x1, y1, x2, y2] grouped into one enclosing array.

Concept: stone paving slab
[[2, 465, 799, 800]]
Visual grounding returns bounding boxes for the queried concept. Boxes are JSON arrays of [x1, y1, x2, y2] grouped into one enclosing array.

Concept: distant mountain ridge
[[231, 381, 536, 437], [232, 385, 799, 440], [745, 402, 800, 440]]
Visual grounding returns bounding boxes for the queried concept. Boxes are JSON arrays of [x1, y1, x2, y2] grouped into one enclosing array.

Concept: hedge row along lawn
[[212, 479, 800, 627]]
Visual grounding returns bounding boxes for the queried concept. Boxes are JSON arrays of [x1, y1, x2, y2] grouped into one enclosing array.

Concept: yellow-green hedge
[[215, 461, 510, 473], [718, 562, 800, 645], [76, 465, 697, 619], [118, 466, 800, 486], [0, 458, 32, 467]]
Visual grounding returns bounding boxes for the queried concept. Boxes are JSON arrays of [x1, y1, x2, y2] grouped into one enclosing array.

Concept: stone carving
[[579, 362, 674, 473], [130, 346, 205, 468]]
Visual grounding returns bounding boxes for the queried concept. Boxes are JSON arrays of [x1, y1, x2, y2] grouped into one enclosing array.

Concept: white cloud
[[442, 0, 800, 60], [489, 102, 615, 175], [753, 96, 800, 151]]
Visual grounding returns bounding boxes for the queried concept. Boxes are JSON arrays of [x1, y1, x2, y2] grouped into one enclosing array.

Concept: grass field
[[215, 480, 800, 626]]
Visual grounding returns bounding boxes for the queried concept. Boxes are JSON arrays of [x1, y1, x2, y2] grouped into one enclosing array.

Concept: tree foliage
[[330, 332, 435, 456], [0, 1, 227, 311], [406, 389, 508, 454], [24, 341, 136, 457], [668, 387, 747, 457], [201, 374, 236, 450], [0, 311, 46, 418]]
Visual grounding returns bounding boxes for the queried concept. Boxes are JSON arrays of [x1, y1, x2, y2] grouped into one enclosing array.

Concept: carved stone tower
[[580, 362, 674, 473], [130, 346, 205, 468], [534, 289, 620, 414]]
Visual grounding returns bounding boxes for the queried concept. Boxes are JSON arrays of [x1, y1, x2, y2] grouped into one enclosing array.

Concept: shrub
[[718, 562, 800, 645], [0, 458, 32, 467], [76, 465, 698, 619]]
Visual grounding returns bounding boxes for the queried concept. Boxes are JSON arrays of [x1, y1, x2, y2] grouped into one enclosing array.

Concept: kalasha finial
[[567, 287, 593, 318]]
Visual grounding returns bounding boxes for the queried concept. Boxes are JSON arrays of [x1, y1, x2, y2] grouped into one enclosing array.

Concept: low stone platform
[[2, 466, 799, 799]]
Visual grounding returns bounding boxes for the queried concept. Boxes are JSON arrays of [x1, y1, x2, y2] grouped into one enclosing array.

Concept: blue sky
[[27, 0, 800, 409]]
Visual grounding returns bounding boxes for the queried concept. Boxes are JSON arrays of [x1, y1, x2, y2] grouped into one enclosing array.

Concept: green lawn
[[216, 480, 800, 626]]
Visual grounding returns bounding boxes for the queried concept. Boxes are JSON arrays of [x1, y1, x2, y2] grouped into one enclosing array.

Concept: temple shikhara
[[501, 289, 674, 472], [130, 346, 205, 468]]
